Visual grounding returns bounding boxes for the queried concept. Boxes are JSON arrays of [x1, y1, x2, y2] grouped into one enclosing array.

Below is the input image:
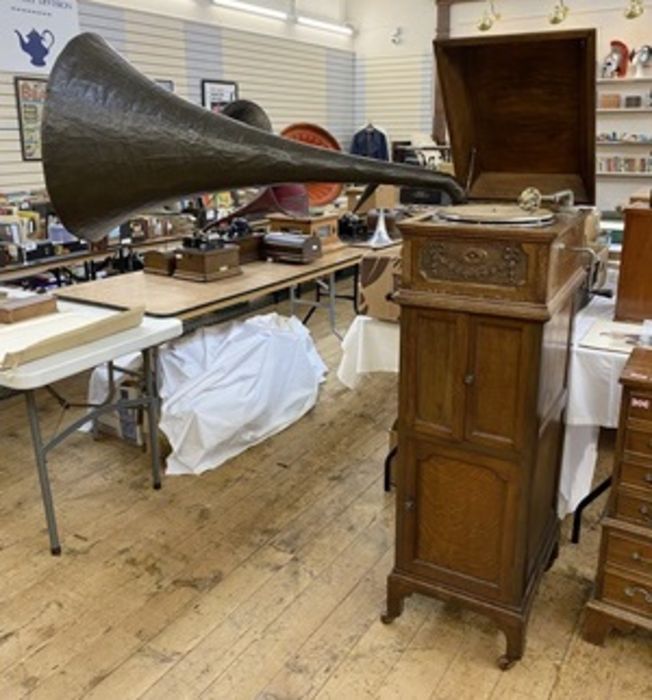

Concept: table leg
[[571, 475, 612, 544], [143, 348, 162, 490], [327, 272, 341, 339], [25, 391, 61, 556], [352, 265, 360, 314]]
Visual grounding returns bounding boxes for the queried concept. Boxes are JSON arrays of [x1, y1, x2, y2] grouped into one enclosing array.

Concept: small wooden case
[[0, 295, 57, 324], [266, 213, 343, 252], [174, 244, 241, 282]]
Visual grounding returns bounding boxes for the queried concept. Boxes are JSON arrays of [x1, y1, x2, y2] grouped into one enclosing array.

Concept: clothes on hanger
[[350, 123, 390, 161]]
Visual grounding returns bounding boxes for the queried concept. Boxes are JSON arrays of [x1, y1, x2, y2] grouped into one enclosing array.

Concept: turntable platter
[[438, 204, 555, 227]]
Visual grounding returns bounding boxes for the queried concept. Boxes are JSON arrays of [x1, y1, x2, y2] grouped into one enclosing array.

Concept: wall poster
[[201, 80, 238, 114], [14, 77, 48, 161]]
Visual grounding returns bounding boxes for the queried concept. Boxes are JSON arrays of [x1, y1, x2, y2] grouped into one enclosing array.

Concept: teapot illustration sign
[[15, 29, 55, 67], [1, 0, 79, 73]]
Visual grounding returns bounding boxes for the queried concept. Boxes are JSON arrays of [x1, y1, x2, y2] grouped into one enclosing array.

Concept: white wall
[[91, 0, 351, 49], [348, 0, 436, 143]]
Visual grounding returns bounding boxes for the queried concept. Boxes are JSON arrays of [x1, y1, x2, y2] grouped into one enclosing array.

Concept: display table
[[337, 289, 639, 518], [0, 294, 182, 553]]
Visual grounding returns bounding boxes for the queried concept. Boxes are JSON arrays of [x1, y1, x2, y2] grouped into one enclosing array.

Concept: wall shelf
[[597, 76, 652, 85], [597, 172, 652, 179], [597, 141, 652, 146], [597, 108, 652, 114]]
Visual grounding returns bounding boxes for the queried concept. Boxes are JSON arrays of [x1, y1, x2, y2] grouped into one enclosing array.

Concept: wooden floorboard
[[0, 290, 650, 699]]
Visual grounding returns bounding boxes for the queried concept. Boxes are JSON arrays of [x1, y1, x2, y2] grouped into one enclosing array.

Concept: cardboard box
[[94, 380, 148, 447], [358, 249, 401, 322], [346, 185, 399, 214]]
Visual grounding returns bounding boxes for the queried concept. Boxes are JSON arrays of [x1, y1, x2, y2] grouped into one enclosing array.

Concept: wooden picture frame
[[201, 79, 238, 114], [14, 77, 48, 161]]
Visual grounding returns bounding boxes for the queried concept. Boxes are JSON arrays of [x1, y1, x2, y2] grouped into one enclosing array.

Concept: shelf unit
[[596, 75, 652, 209]]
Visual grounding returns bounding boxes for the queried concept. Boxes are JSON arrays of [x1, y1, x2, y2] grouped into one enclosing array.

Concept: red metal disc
[[280, 123, 344, 207]]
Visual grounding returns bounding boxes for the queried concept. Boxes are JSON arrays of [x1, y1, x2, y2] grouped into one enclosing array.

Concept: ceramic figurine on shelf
[[630, 45, 652, 79], [601, 40, 629, 78]]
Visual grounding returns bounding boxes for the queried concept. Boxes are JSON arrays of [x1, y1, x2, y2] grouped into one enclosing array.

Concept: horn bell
[[42, 33, 466, 242]]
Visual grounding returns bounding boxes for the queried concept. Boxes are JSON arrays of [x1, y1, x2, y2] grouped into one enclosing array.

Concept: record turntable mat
[[439, 204, 555, 226]]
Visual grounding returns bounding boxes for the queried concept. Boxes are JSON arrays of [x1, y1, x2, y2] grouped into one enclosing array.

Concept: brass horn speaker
[[43, 33, 466, 242]]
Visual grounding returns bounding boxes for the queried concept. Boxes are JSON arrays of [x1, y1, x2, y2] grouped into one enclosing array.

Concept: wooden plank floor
[[0, 292, 650, 699]]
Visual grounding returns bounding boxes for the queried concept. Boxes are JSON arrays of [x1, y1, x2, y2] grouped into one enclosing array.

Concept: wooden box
[[615, 204, 652, 322], [263, 233, 322, 263], [267, 213, 343, 252], [143, 250, 176, 276], [583, 348, 652, 645], [174, 244, 241, 283], [233, 232, 265, 264], [0, 295, 57, 324], [383, 29, 595, 669]]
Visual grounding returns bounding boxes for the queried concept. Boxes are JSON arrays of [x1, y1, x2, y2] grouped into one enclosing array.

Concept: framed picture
[[14, 77, 48, 161], [201, 79, 238, 114], [154, 79, 175, 93]]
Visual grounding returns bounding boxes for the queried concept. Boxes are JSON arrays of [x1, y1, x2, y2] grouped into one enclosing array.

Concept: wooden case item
[[173, 244, 241, 283], [263, 233, 322, 264], [382, 29, 596, 670], [143, 250, 176, 276], [583, 348, 652, 645], [615, 204, 652, 322], [266, 213, 343, 253], [0, 295, 57, 324]]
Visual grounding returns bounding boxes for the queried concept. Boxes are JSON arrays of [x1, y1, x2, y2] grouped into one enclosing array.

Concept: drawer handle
[[464, 374, 475, 386], [624, 586, 652, 604], [632, 552, 652, 567], [405, 499, 416, 512], [645, 473, 652, 484], [639, 505, 651, 522]]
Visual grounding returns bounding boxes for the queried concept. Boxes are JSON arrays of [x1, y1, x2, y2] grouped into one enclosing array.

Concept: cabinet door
[[400, 307, 467, 440], [464, 316, 538, 452], [397, 438, 522, 603]]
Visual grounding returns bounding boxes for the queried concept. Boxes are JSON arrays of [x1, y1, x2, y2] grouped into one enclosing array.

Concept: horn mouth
[[42, 33, 466, 242]]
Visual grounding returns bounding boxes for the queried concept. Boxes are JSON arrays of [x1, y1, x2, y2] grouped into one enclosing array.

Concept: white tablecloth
[[337, 287, 632, 517]]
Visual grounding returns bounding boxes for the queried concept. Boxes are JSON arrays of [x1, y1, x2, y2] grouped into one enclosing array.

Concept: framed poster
[[14, 77, 48, 161], [201, 80, 238, 114]]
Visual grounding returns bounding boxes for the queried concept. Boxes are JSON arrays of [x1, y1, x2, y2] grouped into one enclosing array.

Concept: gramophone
[[41, 33, 466, 252]]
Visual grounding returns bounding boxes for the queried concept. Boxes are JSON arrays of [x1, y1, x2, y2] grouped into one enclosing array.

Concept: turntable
[[384, 29, 597, 668]]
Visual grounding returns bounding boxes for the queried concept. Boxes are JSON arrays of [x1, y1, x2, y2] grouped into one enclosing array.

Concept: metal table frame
[[24, 346, 161, 555]]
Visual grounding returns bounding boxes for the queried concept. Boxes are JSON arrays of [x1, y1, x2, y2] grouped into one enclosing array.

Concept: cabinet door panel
[[401, 308, 466, 440], [465, 317, 536, 451], [399, 439, 522, 602]]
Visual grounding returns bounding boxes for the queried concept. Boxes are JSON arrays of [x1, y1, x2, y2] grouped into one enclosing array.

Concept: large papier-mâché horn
[[42, 33, 466, 242]]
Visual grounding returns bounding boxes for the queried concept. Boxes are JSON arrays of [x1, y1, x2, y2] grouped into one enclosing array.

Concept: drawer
[[624, 429, 652, 460], [603, 570, 652, 617], [628, 392, 652, 424], [605, 529, 652, 580], [615, 490, 652, 528], [621, 462, 652, 492]]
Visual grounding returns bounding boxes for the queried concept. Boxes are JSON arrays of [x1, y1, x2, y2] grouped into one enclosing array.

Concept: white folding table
[[0, 297, 182, 554]]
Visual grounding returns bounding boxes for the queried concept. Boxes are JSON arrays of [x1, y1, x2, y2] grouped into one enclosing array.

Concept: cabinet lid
[[435, 30, 596, 204]]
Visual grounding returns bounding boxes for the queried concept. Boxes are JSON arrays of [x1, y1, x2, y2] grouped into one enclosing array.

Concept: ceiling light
[[549, 0, 570, 24], [624, 0, 645, 19], [296, 16, 355, 36], [212, 0, 288, 21]]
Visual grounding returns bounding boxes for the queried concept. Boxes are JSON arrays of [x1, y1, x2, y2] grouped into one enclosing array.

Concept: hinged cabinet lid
[[435, 30, 596, 204]]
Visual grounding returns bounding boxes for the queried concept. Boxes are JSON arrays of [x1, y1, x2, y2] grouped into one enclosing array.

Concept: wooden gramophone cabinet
[[382, 30, 596, 669]]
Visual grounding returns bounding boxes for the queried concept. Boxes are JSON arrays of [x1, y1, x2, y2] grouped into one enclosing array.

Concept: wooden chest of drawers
[[583, 348, 652, 644]]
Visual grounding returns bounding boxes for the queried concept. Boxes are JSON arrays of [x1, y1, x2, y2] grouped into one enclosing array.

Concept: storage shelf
[[597, 76, 652, 85], [597, 172, 652, 178], [597, 108, 652, 114], [597, 141, 652, 146]]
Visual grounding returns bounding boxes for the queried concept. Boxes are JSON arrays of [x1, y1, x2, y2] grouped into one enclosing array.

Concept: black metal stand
[[571, 475, 612, 544]]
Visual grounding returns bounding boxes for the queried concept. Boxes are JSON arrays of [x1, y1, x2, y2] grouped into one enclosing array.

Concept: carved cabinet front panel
[[464, 317, 537, 453], [399, 439, 521, 603], [401, 308, 467, 440]]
